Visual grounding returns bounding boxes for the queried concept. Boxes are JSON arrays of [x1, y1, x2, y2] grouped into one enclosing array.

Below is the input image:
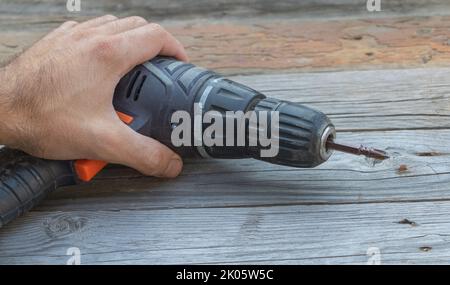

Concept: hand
[[0, 15, 187, 178]]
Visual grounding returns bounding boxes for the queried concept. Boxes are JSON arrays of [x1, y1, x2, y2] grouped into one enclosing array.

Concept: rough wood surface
[[31, 68, 450, 212], [1, 201, 449, 265], [2, 0, 450, 19], [2, 1, 450, 74], [2, 0, 450, 265], [1, 67, 450, 264]]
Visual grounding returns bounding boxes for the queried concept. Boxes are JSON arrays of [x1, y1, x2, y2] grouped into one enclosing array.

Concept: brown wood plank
[[174, 16, 450, 75], [1, 6, 450, 74], [2, 0, 450, 19]]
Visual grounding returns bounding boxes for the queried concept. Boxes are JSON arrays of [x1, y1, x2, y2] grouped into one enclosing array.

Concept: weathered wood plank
[[21, 67, 450, 211], [173, 16, 450, 75], [33, 129, 450, 211], [2, 11, 450, 74], [2, 1, 450, 264], [234, 68, 450, 131], [2, 0, 450, 19], [1, 200, 449, 264]]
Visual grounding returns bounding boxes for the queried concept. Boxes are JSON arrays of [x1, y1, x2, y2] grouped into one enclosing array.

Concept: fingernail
[[165, 157, 183, 177]]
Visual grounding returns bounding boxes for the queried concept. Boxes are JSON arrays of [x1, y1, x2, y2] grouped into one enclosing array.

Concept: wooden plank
[[24, 67, 450, 210], [1, 1, 450, 264], [2, 0, 450, 19], [2, 10, 450, 74], [1, 200, 450, 264], [233, 68, 450, 131], [172, 16, 450, 75], [34, 129, 450, 211]]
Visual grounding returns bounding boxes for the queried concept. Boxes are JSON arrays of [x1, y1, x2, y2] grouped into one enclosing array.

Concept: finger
[[114, 23, 188, 71], [58, 20, 79, 31], [93, 16, 148, 35], [76, 14, 118, 29], [103, 122, 183, 178], [42, 21, 78, 40]]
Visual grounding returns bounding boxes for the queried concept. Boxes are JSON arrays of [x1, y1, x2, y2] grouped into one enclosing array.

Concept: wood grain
[[2, 0, 450, 19], [7, 67, 442, 212], [30, 129, 450, 211], [233, 68, 450, 131], [1, 66, 449, 264], [1, 201, 450, 264], [2, 0, 450, 264], [173, 16, 450, 75], [2, 1, 450, 74]]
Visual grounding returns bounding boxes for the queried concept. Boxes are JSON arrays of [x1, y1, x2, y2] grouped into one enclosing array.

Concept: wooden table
[[1, 0, 450, 264]]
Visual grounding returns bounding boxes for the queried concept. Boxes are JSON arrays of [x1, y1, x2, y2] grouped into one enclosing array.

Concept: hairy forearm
[[0, 67, 19, 147], [0, 68, 11, 144]]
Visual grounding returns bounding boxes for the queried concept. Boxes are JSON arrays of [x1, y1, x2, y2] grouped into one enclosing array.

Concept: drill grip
[[0, 148, 76, 227]]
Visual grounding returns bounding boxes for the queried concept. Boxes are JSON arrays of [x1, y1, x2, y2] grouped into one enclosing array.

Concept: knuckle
[[62, 20, 78, 27], [128, 16, 147, 25], [103, 14, 118, 21], [91, 37, 121, 59], [147, 23, 165, 35], [71, 28, 91, 40], [105, 20, 120, 32]]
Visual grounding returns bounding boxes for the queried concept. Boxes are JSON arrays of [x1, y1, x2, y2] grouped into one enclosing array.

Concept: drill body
[[113, 57, 334, 168]]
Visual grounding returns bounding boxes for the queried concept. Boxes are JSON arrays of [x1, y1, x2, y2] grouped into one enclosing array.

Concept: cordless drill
[[0, 57, 387, 227]]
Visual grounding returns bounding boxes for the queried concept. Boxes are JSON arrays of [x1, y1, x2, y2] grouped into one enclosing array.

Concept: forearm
[[0, 67, 19, 147]]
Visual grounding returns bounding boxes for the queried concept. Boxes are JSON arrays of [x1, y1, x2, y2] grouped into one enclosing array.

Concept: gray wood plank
[[1, 51, 449, 264], [1, 200, 449, 264], [30, 67, 450, 211], [36, 129, 450, 211], [1, 0, 450, 265], [233, 68, 450, 131]]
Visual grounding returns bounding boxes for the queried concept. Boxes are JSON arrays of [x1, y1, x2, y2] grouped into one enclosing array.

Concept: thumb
[[107, 123, 183, 178]]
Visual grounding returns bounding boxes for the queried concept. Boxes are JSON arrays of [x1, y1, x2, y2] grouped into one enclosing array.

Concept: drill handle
[[0, 148, 76, 227]]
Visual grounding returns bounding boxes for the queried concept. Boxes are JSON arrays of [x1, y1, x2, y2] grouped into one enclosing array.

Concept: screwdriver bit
[[326, 141, 389, 160]]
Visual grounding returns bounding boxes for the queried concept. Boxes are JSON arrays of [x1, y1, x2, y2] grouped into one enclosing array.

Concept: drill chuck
[[252, 98, 335, 168]]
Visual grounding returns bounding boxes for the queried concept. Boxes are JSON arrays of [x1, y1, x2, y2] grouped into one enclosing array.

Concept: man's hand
[[0, 15, 187, 178]]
